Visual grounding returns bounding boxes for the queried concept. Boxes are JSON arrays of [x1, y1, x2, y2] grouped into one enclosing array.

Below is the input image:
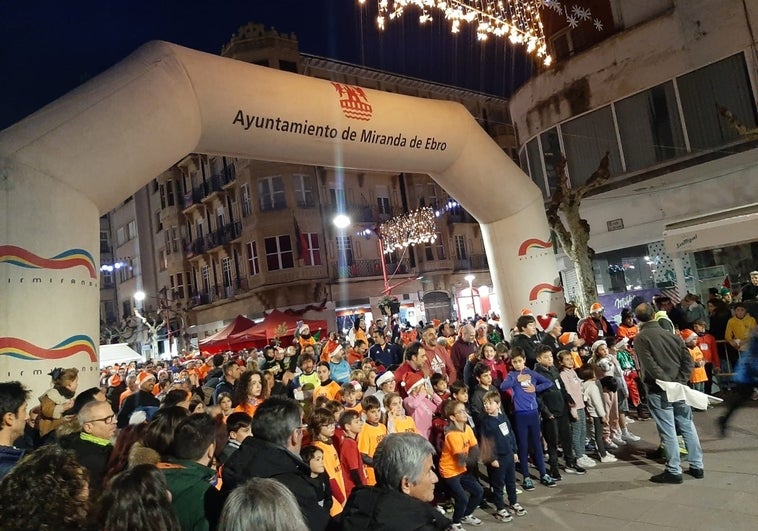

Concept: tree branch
[[575, 151, 611, 198]]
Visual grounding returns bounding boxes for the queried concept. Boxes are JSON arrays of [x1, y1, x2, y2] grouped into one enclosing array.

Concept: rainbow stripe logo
[[518, 238, 553, 256], [528, 283, 563, 301], [0, 245, 96, 279], [0, 335, 97, 363]]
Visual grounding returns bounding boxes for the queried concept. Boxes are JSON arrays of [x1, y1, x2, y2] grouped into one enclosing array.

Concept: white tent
[[99, 343, 142, 368]]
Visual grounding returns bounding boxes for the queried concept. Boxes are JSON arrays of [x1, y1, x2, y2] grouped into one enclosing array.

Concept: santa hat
[[680, 329, 698, 344], [107, 374, 122, 387], [401, 372, 425, 393], [376, 371, 394, 387], [591, 339, 607, 353], [559, 332, 578, 346], [590, 302, 604, 314], [615, 337, 630, 350], [520, 308, 534, 317], [136, 371, 156, 386], [536, 314, 559, 334]]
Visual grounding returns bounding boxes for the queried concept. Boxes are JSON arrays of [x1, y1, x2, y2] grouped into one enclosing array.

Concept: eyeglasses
[[86, 414, 115, 424], [298, 423, 308, 432]]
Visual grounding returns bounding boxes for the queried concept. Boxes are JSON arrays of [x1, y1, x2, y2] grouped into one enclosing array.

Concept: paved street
[[465, 402, 758, 530]]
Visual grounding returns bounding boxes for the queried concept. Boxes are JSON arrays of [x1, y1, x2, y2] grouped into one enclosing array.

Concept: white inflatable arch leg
[[0, 42, 562, 397]]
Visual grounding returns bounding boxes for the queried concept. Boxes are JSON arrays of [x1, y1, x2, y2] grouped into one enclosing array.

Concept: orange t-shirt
[[357, 421, 387, 486], [314, 439, 346, 517], [314, 380, 341, 402], [439, 424, 478, 479], [119, 388, 134, 408], [234, 399, 264, 418], [387, 415, 418, 434]]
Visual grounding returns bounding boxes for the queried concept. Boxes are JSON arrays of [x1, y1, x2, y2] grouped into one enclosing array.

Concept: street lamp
[[464, 274, 476, 319]]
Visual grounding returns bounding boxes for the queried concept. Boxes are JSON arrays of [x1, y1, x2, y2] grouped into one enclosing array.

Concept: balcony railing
[[454, 254, 489, 271], [191, 277, 248, 306], [326, 203, 406, 223], [331, 258, 411, 280], [182, 189, 203, 209], [205, 221, 243, 250]]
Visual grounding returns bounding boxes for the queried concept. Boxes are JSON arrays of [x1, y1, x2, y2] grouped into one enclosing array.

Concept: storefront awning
[[99, 343, 142, 368], [663, 203, 758, 254]]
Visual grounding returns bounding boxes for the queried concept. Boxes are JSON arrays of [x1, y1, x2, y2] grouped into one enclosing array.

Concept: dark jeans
[[486, 456, 517, 510], [443, 472, 484, 523], [513, 410, 546, 477], [542, 414, 575, 468]]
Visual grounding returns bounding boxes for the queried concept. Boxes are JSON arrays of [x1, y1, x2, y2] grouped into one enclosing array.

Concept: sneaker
[[686, 467, 704, 479], [435, 504, 446, 515], [522, 477, 535, 491], [449, 524, 464, 531], [604, 439, 619, 450], [626, 417, 636, 424], [621, 429, 641, 442], [540, 474, 557, 487], [650, 470, 683, 484], [515, 487, 523, 495], [600, 453, 618, 463], [565, 463, 586, 475], [611, 435, 627, 446], [509, 503, 527, 517], [495, 509, 514, 523], [549, 467, 562, 481], [578, 455, 597, 468], [460, 514, 483, 526]]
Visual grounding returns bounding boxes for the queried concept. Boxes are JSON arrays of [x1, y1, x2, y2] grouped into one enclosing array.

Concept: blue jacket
[[479, 412, 517, 460], [500, 368, 553, 413], [0, 445, 24, 480]]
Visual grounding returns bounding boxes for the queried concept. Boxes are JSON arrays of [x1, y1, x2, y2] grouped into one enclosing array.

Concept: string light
[[360, 1, 602, 67], [379, 207, 438, 253]]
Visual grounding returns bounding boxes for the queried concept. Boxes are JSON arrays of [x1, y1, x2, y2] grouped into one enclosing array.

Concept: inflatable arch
[[0, 42, 562, 396]]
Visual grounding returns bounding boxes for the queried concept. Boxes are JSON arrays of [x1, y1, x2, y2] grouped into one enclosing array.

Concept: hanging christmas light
[[379, 207, 438, 254]]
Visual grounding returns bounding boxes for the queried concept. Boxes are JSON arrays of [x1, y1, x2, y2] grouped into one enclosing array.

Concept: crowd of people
[[2, 281, 758, 530]]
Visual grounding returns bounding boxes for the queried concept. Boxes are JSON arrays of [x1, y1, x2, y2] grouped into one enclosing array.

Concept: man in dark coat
[[116, 371, 159, 428], [634, 302, 704, 484], [221, 397, 330, 531], [341, 433, 450, 530], [59, 400, 115, 493]]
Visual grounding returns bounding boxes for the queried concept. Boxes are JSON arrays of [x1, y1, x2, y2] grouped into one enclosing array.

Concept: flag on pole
[[293, 216, 307, 261], [722, 275, 731, 289]]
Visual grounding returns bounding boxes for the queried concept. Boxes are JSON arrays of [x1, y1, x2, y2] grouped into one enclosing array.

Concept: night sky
[[0, 0, 534, 131]]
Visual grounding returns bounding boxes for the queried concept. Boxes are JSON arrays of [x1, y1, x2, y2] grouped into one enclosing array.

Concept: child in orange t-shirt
[[693, 319, 719, 395], [356, 395, 387, 486], [313, 362, 342, 403], [310, 408, 346, 516], [439, 399, 484, 527], [383, 392, 418, 434], [681, 329, 708, 393]]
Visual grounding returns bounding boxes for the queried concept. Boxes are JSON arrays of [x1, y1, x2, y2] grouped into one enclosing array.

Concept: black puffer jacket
[[221, 437, 330, 531], [341, 486, 451, 531]]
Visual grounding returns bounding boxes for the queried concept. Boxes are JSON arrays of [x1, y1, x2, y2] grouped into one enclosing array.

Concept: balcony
[[326, 203, 407, 224], [184, 237, 208, 259], [205, 221, 243, 251], [418, 258, 454, 274], [191, 277, 248, 307], [182, 189, 203, 210], [454, 254, 488, 271], [331, 258, 411, 280], [447, 207, 477, 224]]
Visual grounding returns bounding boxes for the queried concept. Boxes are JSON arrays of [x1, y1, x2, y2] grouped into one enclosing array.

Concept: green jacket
[[160, 458, 215, 531]]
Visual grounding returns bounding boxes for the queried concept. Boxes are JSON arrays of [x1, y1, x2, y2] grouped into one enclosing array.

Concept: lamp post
[[465, 274, 476, 319]]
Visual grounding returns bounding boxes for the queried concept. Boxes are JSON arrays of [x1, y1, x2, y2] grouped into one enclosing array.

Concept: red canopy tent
[[198, 315, 263, 354], [231, 309, 327, 348]]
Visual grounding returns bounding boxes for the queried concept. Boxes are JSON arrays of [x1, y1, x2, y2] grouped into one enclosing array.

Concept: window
[[116, 227, 126, 246], [336, 236, 353, 267], [222, 256, 233, 287], [164, 230, 172, 255], [258, 176, 286, 211], [99, 230, 110, 250], [154, 211, 162, 232], [454, 235, 468, 260], [122, 300, 132, 321], [303, 233, 321, 266], [561, 106, 623, 187], [294, 174, 316, 207], [171, 227, 179, 253], [127, 220, 137, 241], [435, 233, 446, 260], [376, 185, 391, 217], [246, 241, 260, 276], [171, 272, 187, 300], [241, 184, 252, 217], [329, 187, 347, 210], [615, 81, 686, 172], [540, 128, 562, 196], [216, 207, 225, 230], [265, 235, 294, 271], [101, 269, 114, 288], [525, 138, 547, 197], [159, 249, 168, 271], [201, 265, 211, 294], [677, 53, 757, 151]]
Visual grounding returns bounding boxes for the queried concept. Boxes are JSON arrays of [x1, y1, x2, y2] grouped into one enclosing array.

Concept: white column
[[672, 254, 688, 299]]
